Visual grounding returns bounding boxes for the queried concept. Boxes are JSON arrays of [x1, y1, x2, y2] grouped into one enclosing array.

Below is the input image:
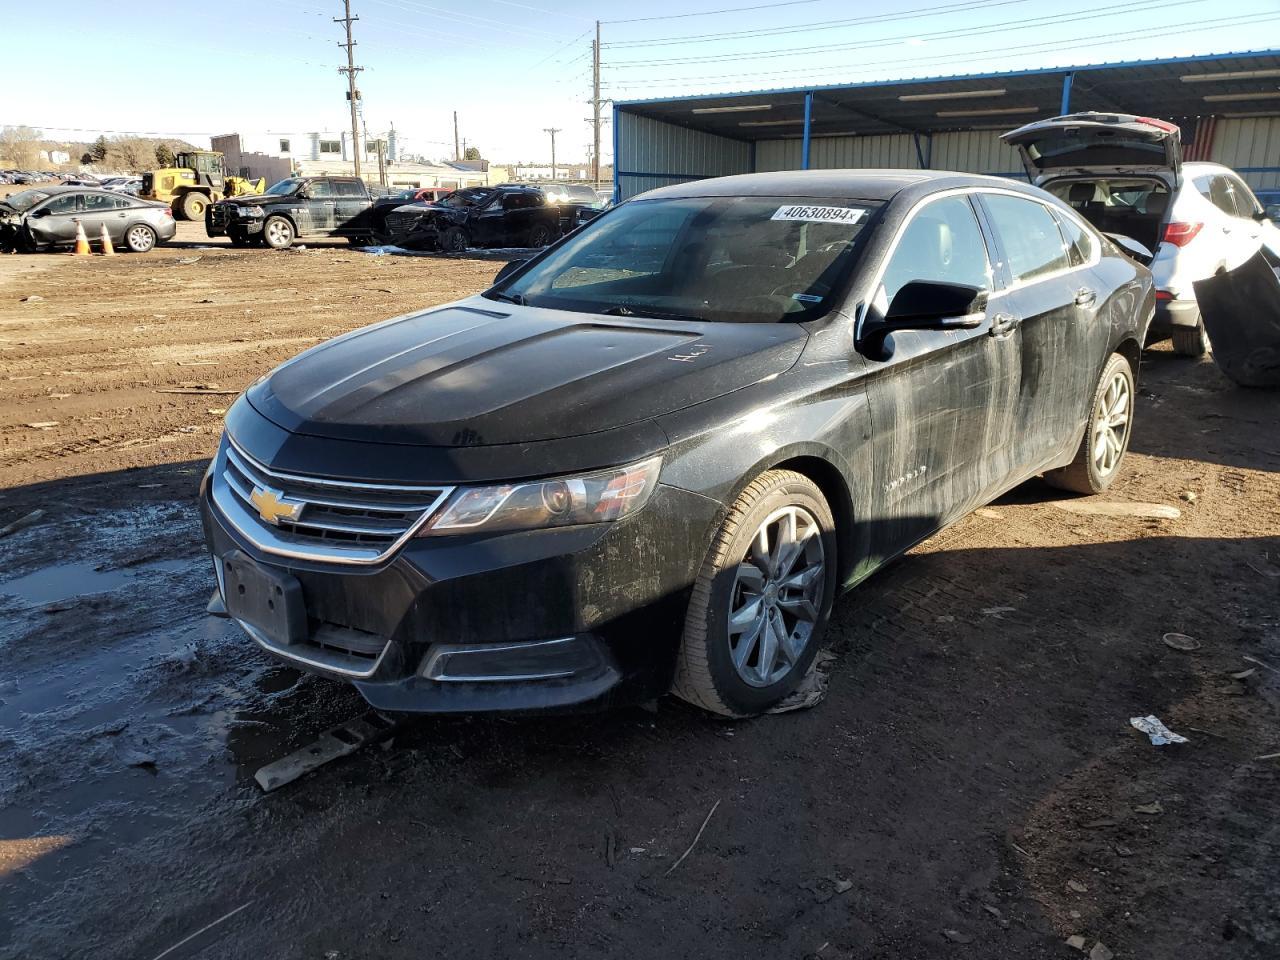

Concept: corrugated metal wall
[[1211, 117, 1280, 189], [755, 130, 1025, 178], [618, 112, 1279, 194], [615, 111, 750, 200], [930, 130, 1026, 178], [755, 134, 918, 172]]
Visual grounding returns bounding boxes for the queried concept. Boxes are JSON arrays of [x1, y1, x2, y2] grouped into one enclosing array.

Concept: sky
[[2, 0, 1279, 164]]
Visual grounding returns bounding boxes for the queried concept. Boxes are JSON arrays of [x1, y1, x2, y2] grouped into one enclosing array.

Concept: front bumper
[[205, 204, 262, 238], [199, 444, 717, 714]]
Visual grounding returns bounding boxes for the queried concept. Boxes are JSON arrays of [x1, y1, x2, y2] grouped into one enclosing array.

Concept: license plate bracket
[[222, 550, 308, 646]]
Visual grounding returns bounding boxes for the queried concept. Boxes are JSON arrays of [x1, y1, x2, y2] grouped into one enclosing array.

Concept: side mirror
[[859, 281, 985, 358], [493, 258, 528, 284], [1259, 206, 1279, 222], [30, 207, 50, 217]]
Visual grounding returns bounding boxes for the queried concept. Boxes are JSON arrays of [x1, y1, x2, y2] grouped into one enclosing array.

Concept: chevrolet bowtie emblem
[[249, 484, 304, 526]]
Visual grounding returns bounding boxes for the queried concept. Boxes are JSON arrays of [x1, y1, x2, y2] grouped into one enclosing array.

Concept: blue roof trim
[[614, 49, 1280, 109]]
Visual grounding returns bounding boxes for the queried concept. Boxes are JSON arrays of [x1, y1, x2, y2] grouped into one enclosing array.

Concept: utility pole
[[336, 0, 363, 179], [591, 20, 601, 188], [543, 127, 561, 180], [453, 111, 460, 162]]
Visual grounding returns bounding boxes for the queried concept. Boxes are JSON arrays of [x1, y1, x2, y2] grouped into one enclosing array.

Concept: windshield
[[264, 179, 303, 196], [4, 189, 51, 212], [440, 187, 492, 208], [487, 195, 878, 323]]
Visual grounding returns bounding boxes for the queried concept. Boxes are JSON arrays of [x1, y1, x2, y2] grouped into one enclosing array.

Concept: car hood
[[246, 297, 807, 448]]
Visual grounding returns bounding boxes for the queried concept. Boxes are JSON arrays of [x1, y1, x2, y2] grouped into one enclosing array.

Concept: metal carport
[[613, 50, 1280, 200]]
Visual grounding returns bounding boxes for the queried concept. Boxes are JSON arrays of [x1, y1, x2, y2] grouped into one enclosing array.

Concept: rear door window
[[1224, 175, 1261, 219], [981, 193, 1072, 283], [1197, 175, 1238, 217]]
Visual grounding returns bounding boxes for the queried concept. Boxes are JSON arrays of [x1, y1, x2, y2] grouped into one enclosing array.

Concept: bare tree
[[0, 126, 44, 169], [109, 136, 152, 173]]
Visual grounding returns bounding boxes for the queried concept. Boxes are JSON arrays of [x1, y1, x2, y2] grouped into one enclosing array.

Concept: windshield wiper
[[489, 291, 526, 305], [603, 304, 706, 323]]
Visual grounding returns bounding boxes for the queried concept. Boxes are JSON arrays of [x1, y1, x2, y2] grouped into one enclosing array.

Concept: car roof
[[641, 169, 1028, 202]]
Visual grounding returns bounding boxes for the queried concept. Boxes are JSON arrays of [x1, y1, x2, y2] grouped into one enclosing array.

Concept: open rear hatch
[[1001, 113, 1182, 183]]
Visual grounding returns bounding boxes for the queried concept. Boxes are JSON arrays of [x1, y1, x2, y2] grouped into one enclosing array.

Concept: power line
[[603, 0, 1033, 48], [603, 0, 823, 26], [488, 0, 592, 20], [606, 0, 1204, 68], [603, 13, 1280, 91], [363, 0, 565, 38]]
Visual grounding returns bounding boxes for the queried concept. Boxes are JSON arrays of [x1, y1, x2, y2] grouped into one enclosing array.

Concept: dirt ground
[[0, 227, 1277, 960]]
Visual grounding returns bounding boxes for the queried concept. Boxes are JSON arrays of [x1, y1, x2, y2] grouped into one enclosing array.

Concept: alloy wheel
[[1091, 369, 1131, 476], [126, 225, 154, 252], [727, 505, 826, 687]]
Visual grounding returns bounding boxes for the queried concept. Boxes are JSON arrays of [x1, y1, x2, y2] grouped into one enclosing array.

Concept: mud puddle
[[0, 557, 191, 607]]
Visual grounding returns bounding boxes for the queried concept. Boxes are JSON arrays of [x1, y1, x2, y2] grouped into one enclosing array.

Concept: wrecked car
[[380, 184, 570, 251], [1003, 112, 1280, 357], [205, 176, 380, 249], [201, 170, 1153, 718], [0, 186, 176, 253]]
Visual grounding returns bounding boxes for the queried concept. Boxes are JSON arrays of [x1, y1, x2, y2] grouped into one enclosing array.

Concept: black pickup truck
[[382, 184, 595, 252], [206, 176, 382, 249]]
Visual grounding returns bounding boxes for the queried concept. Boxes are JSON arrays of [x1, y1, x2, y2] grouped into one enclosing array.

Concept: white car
[[1003, 113, 1280, 356]]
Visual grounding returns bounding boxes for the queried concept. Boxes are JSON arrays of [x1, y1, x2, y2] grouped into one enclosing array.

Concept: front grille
[[384, 210, 427, 238], [208, 205, 230, 228], [141, 172, 153, 194], [212, 440, 454, 564]]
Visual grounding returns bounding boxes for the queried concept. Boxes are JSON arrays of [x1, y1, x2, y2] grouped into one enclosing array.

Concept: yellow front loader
[[141, 150, 265, 221]]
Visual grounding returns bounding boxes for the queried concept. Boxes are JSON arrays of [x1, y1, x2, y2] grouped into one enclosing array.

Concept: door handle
[[1074, 287, 1096, 306], [989, 312, 1019, 338]]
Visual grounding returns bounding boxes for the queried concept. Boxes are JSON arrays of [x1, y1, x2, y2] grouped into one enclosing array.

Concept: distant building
[[509, 162, 593, 181], [210, 132, 493, 190]]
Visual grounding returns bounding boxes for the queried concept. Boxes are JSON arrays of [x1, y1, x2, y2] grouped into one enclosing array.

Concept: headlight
[[242, 206, 264, 217], [419, 457, 662, 536]]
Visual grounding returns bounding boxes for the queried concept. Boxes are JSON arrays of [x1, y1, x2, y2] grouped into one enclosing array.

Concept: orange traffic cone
[[71, 221, 91, 256], [98, 223, 115, 256]]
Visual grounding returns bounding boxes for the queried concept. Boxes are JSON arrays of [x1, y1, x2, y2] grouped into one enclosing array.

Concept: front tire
[[673, 470, 837, 717], [261, 215, 295, 250], [179, 192, 208, 221], [1171, 318, 1209, 357], [440, 226, 467, 253], [1044, 353, 1135, 495]]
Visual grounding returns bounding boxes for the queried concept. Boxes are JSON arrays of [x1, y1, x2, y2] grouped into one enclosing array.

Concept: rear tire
[[179, 192, 208, 222], [1044, 353, 1135, 495], [261, 215, 295, 250], [672, 470, 837, 717], [1171, 319, 1209, 357], [123, 223, 156, 253], [527, 222, 553, 247]]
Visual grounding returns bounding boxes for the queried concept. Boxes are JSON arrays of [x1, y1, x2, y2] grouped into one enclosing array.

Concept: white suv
[[1003, 113, 1280, 356]]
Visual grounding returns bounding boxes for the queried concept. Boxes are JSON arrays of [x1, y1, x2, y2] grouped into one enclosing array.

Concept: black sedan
[[0, 186, 176, 253], [200, 170, 1153, 717]]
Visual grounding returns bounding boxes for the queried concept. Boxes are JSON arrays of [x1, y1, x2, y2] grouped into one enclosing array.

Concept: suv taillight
[[1162, 221, 1203, 246]]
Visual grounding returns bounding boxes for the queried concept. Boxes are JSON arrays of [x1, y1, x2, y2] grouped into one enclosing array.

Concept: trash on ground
[[0, 509, 44, 538], [19, 295, 44, 303], [1162, 632, 1201, 652], [1053, 500, 1181, 519], [1067, 878, 1089, 893], [23, 421, 58, 429], [1131, 716, 1189, 745], [1135, 801, 1164, 815], [253, 713, 398, 792], [767, 650, 836, 713], [942, 928, 973, 944], [1066, 935, 1088, 951], [1090, 942, 1115, 960]]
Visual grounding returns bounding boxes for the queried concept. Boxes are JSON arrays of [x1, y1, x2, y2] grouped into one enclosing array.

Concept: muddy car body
[[205, 176, 379, 249], [202, 170, 1153, 717]]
